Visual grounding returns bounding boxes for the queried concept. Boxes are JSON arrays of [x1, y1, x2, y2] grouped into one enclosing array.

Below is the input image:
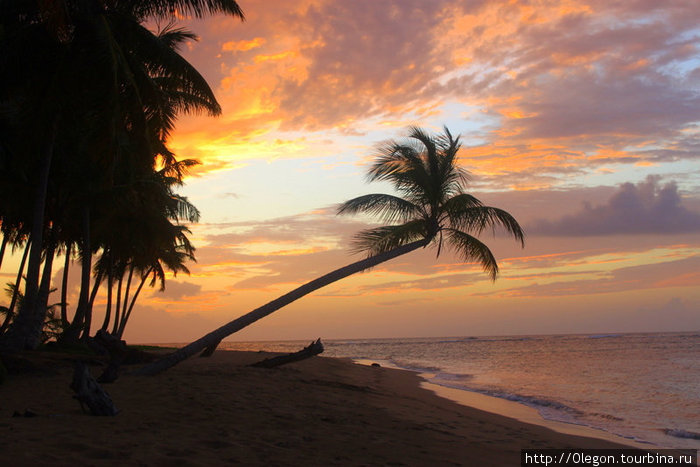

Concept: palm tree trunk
[[112, 273, 123, 335], [0, 240, 30, 335], [120, 264, 134, 330], [116, 268, 151, 339], [1, 121, 57, 350], [80, 269, 103, 340], [60, 243, 71, 327], [101, 270, 113, 332], [31, 237, 58, 348], [135, 239, 429, 376], [0, 234, 8, 272], [60, 206, 91, 344]]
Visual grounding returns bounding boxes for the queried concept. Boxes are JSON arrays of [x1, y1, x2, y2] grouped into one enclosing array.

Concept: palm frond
[[367, 146, 437, 212], [110, 15, 221, 117], [435, 126, 470, 199], [448, 206, 525, 247], [445, 229, 499, 281], [168, 194, 201, 223], [352, 220, 427, 256], [118, 0, 245, 21], [157, 157, 200, 181], [441, 193, 484, 214], [157, 24, 198, 51], [408, 126, 440, 195], [337, 194, 422, 224]]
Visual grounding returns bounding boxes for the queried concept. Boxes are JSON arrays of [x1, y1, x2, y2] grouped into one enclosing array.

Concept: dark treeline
[[0, 0, 244, 351]]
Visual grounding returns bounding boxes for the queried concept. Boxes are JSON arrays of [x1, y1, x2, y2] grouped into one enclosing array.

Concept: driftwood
[[91, 330, 157, 382], [70, 361, 118, 416], [251, 339, 324, 368], [93, 330, 128, 383]]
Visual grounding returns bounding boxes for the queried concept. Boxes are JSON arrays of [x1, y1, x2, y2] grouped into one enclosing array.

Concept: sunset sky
[[13, 0, 700, 343]]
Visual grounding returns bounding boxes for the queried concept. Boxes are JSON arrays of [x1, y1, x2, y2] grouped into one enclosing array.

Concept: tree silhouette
[[0, 0, 244, 350], [136, 126, 525, 375]]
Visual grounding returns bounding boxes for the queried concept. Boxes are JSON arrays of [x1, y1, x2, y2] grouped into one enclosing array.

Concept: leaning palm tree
[[136, 126, 525, 375]]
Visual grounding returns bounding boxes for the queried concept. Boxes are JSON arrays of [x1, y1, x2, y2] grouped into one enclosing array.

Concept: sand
[[0, 349, 635, 466]]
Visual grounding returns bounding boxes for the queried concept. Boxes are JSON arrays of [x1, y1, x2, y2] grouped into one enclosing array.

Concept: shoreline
[[1, 350, 647, 465], [420, 378, 654, 449], [352, 358, 656, 450]]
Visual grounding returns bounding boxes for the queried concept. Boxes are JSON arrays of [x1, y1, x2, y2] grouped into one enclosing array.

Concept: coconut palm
[[0, 0, 242, 350], [136, 126, 525, 375]]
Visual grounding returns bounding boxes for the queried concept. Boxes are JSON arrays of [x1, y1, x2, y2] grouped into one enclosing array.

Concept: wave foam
[[664, 429, 700, 440]]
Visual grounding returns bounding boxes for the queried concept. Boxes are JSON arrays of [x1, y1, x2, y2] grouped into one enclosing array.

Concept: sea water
[[220, 332, 699, 450]]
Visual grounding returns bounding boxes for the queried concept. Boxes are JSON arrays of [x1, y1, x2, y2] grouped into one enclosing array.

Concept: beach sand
[[1, 350, 634, 466]]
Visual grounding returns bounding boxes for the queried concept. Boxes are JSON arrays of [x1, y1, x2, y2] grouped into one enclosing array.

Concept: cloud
[[166, 0, 700, 190], [478, 255, 700, 298], [154, 280, 202, 300], [274, 0, 452, 130], [532, 176, 700, 235]]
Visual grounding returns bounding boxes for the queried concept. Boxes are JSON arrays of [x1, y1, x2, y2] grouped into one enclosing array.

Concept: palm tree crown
[[338, 126, 524, 279]]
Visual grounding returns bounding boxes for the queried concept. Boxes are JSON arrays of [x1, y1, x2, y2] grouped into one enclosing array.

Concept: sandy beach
[[1, 350, 635, 466]]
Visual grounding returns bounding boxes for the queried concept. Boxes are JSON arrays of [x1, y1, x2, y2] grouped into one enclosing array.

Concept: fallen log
[[70, 361, 119, 416], [250, 338, 324, 368]]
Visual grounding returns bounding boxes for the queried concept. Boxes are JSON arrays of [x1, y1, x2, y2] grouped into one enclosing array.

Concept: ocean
[[218, 332, 699, 450]]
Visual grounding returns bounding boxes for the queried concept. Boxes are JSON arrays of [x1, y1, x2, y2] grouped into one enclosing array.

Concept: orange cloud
[[222, 37, 266, 52]]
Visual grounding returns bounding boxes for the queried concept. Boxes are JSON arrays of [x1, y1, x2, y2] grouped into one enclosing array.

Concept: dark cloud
[[512, 74, 700, 141], [532, 176, 700, 235]]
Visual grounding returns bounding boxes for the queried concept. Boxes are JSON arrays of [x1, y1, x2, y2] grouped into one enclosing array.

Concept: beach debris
[[91, 330, 157, 383], [93, 330, 127, 383], [70, 361, 118, 416], [664, 428, 700, 440], [250, 339, 324, 368]]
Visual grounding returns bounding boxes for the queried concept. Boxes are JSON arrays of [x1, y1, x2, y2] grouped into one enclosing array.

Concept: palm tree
[[0, 0, 243, 350], [82, 156, 199, 339], [115, 223, 196, 338], [136, 126, 525, 375]]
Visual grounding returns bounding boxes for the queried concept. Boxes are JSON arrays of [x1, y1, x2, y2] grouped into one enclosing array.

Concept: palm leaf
[[445, 229, 499, 281], [156, 24, 198, 51], [367, 142, 433, 202], [351, 220, 427, 256], [118, 0, 245, 21], [448, 206, 525, 247], [337, 194, 422, 224]]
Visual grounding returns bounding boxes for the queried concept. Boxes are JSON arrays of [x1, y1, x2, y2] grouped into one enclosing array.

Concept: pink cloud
[[166, 0, 700, 188], [532, 176, 700, 235], [477, 255, 700, 298]]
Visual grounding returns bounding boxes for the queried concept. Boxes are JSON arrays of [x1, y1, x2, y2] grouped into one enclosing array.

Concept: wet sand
[[1, 350, 634, 466]]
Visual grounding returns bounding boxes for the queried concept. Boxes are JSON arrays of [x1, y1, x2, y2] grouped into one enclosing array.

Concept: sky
[[7, 0, 700, 343]]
